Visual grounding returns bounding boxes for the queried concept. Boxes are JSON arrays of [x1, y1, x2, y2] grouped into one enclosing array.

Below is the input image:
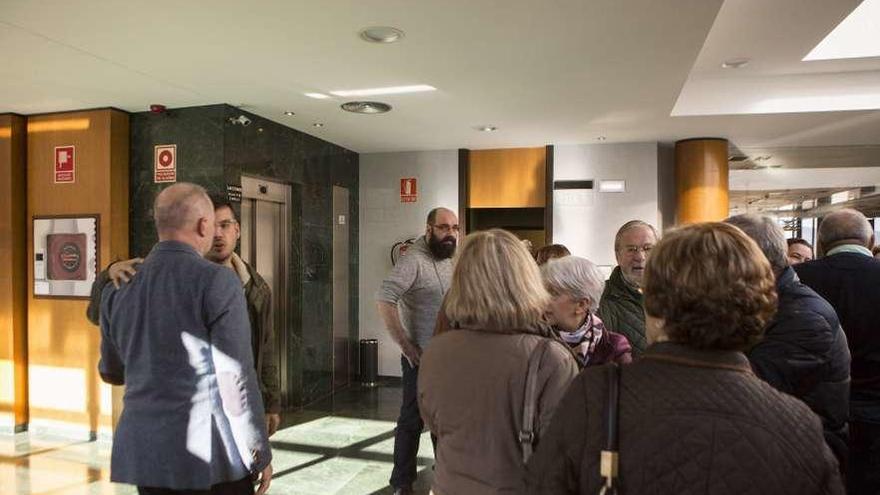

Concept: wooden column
[[675, 138, 729, 224], [0, 114, 28, 431], [26, 109, 129, 437]]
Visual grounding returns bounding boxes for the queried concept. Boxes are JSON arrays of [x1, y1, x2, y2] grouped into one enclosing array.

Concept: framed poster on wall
[[33, 214, 99, 299]]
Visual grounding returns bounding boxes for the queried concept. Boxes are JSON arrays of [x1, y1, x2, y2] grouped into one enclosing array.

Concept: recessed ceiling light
[[330, 85, 436, 97], [721, 57, 750, 69], [804, 0, 880, 60], [475, 125, 497, 132], [359, 26, 405, 44], [341, 101, 392, 114], [305, 93, 331, 99], [283, 111, 295, 116], [313, 123, 324, 128]]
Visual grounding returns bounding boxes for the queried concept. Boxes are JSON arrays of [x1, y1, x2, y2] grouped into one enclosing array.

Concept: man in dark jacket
[[726, 214, 851, 467], [597, 220, 657, 356], [795, 209, 880, 494], [87, 196, 282, 435]]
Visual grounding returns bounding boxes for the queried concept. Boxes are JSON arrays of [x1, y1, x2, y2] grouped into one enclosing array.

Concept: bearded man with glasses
[[376, 207, 459, 495]]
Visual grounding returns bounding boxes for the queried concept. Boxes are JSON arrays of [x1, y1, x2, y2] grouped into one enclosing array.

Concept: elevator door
[[332, 186, 350, 389], [239, 176, 291, 408]]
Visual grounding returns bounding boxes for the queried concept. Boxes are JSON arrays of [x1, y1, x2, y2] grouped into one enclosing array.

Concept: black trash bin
[[359, 339, 379, 387]]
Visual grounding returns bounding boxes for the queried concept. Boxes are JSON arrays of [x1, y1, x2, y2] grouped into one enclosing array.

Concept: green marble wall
[[129, 104, 359, 407]]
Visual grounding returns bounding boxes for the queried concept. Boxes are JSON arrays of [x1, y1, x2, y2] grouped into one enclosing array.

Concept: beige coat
[[418, 329, 579, 495]]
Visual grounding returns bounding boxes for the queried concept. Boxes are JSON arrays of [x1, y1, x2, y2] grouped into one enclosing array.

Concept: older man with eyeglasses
[[597, 220, 658, 357]]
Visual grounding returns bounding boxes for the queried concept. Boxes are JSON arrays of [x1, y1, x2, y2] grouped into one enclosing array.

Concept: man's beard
[[428, 234, 456, 260]]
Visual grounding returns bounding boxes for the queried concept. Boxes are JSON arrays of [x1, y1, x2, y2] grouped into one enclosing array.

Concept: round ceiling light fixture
[[283, 111, 295, 116], [313, 123, 324, 128], [722, 57, 750, 69], [475, 125, 497, 132], [341, 101, 392, 114], [359, 26, 405, 44]]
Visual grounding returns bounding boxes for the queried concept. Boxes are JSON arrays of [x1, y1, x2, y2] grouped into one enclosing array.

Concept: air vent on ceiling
[[341, 101, 392, 114], [729, 155, 749, 162]]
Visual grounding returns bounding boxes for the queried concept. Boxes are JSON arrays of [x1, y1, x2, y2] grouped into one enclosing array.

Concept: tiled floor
[[0, 381, 435, 495]]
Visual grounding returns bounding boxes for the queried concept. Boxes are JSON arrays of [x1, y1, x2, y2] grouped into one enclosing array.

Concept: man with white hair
[[597, 220, 658, 357], [99, 183, 272, 494], [725, 214, 850, 468], [795, 208, 880, 493]]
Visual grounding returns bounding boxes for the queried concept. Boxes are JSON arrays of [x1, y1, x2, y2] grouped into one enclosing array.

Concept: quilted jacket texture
[[597, 267, 647, 357], [747, 266, 850, 465], [524, 342, 844, 495]]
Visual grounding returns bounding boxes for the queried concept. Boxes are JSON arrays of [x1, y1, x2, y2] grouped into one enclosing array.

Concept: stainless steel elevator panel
[[239, 176, 291, 407], [332, 186, 350, 389]]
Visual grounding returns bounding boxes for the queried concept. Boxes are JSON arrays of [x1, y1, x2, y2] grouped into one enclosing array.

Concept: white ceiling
[[1, 0, 879, 153]]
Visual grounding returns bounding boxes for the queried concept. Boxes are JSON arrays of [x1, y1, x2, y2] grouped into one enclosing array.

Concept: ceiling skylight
[[804, 0, 880, 61]]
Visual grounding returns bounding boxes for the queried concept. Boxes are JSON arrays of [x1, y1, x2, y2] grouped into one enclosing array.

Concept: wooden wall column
[[675, 138, 729, 224], [26, 109, 129, 437], [0, 114, 28, 431]]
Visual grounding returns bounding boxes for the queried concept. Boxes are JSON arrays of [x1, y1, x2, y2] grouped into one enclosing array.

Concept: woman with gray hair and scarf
[[541, 256, 632, 366]]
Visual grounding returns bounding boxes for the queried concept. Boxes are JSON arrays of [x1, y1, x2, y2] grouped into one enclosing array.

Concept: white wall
[[553, 143, 660, 270], [359, 150, 459, 377]]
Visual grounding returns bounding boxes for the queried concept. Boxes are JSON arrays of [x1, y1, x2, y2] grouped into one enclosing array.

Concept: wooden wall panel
[[468, 147, 546, 208], [675, 138, 729, 224], [26, 109, 129, 434], [0, 114, 28, 430]]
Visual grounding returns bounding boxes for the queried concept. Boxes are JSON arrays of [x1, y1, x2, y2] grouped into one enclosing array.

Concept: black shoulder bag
[[599, 362, 621, 495]]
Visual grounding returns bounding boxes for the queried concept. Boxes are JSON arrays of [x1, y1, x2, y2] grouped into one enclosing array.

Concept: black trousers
[[389, 356, 436, 489], [138, 476, 253, 495], [848, 420, 880, 495]]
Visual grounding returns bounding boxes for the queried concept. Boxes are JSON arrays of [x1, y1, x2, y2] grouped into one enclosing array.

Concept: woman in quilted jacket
[[524, 222, 844, 495], [541, 256, 632, 367]]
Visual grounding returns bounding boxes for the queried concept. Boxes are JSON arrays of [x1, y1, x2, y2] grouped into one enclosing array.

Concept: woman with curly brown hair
[[524, 222, 844, 494]]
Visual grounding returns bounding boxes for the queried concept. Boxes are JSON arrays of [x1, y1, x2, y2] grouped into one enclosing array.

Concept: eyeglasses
[[216, 220, 238, 231], [431, 224, 460, 234], [622, 244, 654, 255]]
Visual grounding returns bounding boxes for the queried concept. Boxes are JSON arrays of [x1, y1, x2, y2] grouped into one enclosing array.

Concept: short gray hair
[[154, 182, 212, 234], [614, 220, 658, 252], [541, 256, 605, 309], [818, 208, 873, 252], [724, 214, 788, 272]]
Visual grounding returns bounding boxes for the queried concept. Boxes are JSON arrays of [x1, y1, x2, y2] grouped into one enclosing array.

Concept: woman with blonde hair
[[525, 222, 843, 494], [418, 229, 579, 495]]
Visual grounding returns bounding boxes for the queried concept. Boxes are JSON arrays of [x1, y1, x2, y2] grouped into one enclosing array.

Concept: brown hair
[[643, 222, 777, 351], [534, 244, 571, 265], [445, 229, 550, 332]]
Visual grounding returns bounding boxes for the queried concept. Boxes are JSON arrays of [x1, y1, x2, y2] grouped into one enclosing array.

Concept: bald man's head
[[154, 183, 216, 254], [818, 208, 874, 253]]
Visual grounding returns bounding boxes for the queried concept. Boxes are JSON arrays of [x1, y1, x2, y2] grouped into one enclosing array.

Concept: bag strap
[[599, 363, 621, 495], [520, 338, 551, 464]]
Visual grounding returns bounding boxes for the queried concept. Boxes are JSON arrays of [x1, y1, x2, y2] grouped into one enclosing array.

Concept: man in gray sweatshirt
[[377, 207, 459, 495]]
